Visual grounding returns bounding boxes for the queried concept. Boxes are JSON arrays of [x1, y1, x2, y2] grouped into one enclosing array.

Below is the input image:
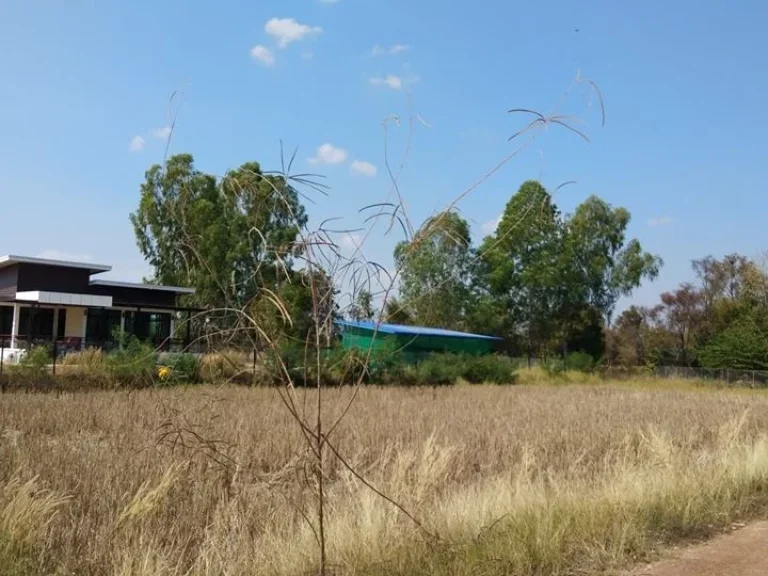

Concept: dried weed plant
[[145, 73, 606, 575]]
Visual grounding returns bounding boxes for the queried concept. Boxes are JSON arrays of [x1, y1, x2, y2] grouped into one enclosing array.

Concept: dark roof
[[335, 320, 502, 341], [0, 254, 111, 274]]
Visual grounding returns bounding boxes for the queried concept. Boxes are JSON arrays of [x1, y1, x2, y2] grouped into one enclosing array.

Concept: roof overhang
[[89, 279, 195, 294], [15, 291, 113, 307], [0, 255, 111, 274]]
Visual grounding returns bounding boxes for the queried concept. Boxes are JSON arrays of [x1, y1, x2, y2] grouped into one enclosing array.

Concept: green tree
[[349, 289, 375, 322], [394, 211, 474, 331], [130, 154, 308, 312], [382, 296, 413, 325], [566, 195, 662, 327], [479, 181, 565, 358], [698, 319, 768, 370], [478, 182, 661, 361]]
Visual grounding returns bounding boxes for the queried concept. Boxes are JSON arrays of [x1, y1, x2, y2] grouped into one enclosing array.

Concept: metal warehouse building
[[335, 320, 502, 357]]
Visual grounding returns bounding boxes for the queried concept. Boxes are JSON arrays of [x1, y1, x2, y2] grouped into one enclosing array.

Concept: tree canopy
[[130, 154, 307, 312], [394, 211, 474, 331], [474, 180, 660, 358]]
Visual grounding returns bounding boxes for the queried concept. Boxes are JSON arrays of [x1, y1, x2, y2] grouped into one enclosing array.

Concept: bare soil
[[629, 522, 768, 576]]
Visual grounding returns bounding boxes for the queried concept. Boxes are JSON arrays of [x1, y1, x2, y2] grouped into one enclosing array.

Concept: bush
[[157, 353, 200, 384], [461, 354, 518, 384], [565, 351, 595, 373], [104, 337, 157, 387], [17, 345, 52, 375], [413, 355, 463, 385], [542, 351, 595, 375], [403, 353, 518, 386]]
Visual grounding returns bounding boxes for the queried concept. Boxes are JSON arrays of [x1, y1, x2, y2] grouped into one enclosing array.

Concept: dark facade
[[16, 264, 94, 294], [0, 266, 18, 300]]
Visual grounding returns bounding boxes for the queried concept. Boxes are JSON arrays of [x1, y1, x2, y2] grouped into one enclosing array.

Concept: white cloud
[[350, 160, 377, 177], [369, 74, 402, 90], [36, 250, 94, 263], [129, 135, 145, 152], [151, 126, 172, 139], [371, 43, 410, 56], [481, 215, 502, 235], [265, 17, 322, 48], [309, 143, 348, 165], [339, 232, 363, 250], [647, 215, 674, 227], [250, 44, 275, 66]]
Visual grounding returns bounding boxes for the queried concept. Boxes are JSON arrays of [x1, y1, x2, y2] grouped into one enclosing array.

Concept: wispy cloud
[[266, 17, 322, 48], [36, 249, 94, 263], [369, 74, 403, 90], [339, 232, 363, 250], [129, 135, 145, 152], [481, 215, 502, 235], [319, 0, 340, 4], [301, 51, 314, 60], [151, 126, 172, 140], [250, 44, 275, 66], [371, 43, 410, 56], [647, 215, 674, 227], [351, 160, 377, 177], [309, 143, 348, 165]]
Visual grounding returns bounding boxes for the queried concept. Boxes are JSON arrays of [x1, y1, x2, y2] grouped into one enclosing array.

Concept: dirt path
[[629, 522, 768, 576]]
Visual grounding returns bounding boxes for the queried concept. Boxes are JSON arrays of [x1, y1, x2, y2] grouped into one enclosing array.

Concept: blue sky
[[1, 0, 767, 309]]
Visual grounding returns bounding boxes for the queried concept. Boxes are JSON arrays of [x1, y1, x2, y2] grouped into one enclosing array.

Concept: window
[[0, 306, 12, 336], [147, 313, 171, 341], [85, 309, 122, 343], [18, 308, 54, 339], [123, 311, 171, 342]]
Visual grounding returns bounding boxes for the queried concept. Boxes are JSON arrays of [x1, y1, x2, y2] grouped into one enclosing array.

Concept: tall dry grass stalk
[[3, 384, 768, 574]]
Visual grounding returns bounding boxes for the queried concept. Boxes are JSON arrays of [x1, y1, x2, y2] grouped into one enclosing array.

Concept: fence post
[[0, 337, 4, 393], [52, 338, 57, 376], [252, 347, 257, 386]]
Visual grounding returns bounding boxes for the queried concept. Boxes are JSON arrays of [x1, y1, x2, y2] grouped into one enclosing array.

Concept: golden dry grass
[[2, 382, 768, 575]]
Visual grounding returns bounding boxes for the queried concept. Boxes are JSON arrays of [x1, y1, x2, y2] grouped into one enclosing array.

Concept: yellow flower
[[157, 366, 172, 380]]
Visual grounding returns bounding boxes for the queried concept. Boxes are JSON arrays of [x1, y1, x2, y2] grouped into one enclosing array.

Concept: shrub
[[157, 353, 200, 384], [414, 354, 463, 385], [406, 353, 518, 386], [105, 337, 157, 387], [18, 345, 52, 373], [461, 354, 518, 384], [542, 351, 595, 375], [565, 350, 595, 373]]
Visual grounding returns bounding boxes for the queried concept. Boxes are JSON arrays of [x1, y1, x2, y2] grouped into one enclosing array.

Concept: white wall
[[64, 306, 87, 338]]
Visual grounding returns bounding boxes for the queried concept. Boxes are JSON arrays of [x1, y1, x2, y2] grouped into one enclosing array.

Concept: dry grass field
[[3, 375, 768, 575]]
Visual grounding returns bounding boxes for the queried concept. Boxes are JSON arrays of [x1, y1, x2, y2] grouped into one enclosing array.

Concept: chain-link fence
[[649, 365, 768, 387]]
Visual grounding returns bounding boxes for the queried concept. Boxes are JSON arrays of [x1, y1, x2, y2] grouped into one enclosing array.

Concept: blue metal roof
[[335, 320, 502, 341]]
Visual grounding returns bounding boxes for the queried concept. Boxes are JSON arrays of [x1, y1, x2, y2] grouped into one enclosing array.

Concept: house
[[335, 320, 502, 359], [0, 254, 196, 352]]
